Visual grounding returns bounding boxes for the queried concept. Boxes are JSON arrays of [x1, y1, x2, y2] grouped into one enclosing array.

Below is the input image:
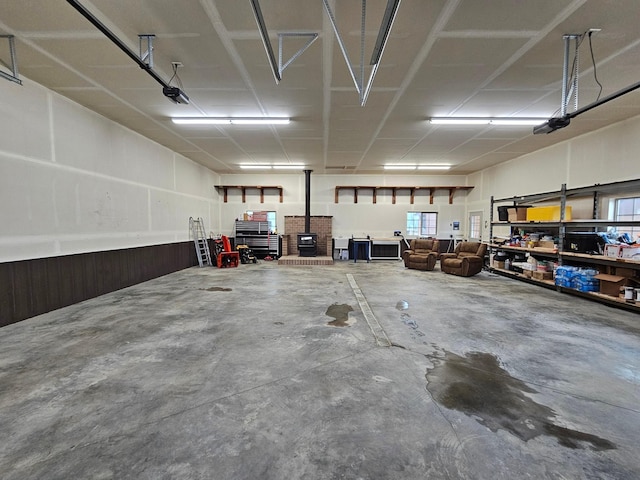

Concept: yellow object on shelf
[[526, 206, 572, 221]]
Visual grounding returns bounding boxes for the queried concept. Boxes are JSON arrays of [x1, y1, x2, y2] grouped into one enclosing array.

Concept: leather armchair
[[440, 241, 487, 277], [403, 238, 439, 271]]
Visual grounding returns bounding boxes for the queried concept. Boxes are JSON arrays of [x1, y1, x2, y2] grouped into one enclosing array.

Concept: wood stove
[[297, 233, 317, 257]]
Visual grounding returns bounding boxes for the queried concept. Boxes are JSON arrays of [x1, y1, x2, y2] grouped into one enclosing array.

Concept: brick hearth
[[283, 216, 333, 256]]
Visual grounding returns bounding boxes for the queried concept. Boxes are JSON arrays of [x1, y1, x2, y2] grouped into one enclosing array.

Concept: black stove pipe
[[304, 169, 312, 233]]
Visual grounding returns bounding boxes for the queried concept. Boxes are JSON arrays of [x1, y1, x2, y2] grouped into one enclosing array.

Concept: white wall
[[473, 115, 640, 242], [4, 76, 639, 263], [217, 173, 472, 240], [0, 78, 220, 262]]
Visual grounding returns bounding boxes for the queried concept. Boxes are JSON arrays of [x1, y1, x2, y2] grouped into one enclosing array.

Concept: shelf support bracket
[[448, 188, 456, 205]]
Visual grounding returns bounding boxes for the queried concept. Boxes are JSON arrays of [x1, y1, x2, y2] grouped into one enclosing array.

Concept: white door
[[469, 211, 482, 242]]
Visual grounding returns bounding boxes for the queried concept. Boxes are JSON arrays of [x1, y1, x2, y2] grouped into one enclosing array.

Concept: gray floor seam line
[[136, 345, 380, 427], [346, 273, 392, 347]]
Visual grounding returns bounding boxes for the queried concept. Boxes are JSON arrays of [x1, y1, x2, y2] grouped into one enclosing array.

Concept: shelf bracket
[[448, 188, 456, 205], [215, 185, 283, 203]]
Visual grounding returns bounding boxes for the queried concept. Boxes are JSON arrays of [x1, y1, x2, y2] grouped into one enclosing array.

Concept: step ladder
[[189, 217, 212, 267]]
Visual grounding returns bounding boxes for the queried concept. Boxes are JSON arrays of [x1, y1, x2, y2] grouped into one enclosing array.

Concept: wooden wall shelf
[[215, 185, 283, 203], [334, 185, 473, 204]]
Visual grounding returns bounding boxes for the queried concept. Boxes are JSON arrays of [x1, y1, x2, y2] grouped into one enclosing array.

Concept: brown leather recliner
[[403, 238, 439, 271], [440, 242, 487, 277]]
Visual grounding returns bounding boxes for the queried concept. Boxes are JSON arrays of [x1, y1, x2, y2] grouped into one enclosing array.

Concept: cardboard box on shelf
[[493, 260, 505, 269], [604, 244, 623, 258], [620, 245, 640, 259], [594, 274, 626, 297], [526, 206, 572, 221], [507, 207, 529, 222], [532, 271, 553, 281], [247, 211, 268, 221], [536, 240, 555, 249], [513, 262, 535, 271]]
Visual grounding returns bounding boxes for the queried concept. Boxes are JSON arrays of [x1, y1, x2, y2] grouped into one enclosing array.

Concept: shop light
[[172, 117, 290, 125], [384, 164, 452, 170], [429, 117, 547, 126], [417, 165, 451, 170], [384, 165, 417, 170], [240, 164, 305, 170]]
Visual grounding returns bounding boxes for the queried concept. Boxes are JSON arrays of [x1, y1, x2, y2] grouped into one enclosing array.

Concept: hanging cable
[[588, 31, 603, 102], [168, 62, 185, 90]]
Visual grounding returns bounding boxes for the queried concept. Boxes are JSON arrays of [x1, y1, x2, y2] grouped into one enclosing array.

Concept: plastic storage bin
[[526, 206, 572, 221]]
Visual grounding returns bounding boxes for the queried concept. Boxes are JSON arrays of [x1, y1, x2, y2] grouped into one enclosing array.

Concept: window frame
[[614, 197, 640, 240], [406, 211, 438, 237]]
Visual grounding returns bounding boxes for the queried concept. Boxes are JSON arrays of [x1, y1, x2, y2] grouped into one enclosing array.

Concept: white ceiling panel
[[1, 0, 639, 175]]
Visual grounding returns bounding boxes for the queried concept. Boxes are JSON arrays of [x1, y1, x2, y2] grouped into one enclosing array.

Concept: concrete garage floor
[[1, 260, 639, 479]]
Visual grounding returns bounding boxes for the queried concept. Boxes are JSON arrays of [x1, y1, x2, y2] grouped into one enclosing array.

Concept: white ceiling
[[2, 0, 640, 175]]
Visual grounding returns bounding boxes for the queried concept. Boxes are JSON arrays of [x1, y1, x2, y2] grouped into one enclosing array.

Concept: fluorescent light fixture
[[232, 118, 289, 125], [384, 165, 417, 170], [430, 118, 489, 125], [429, 117, 547, 126], [173, 118, 229, 125], [239, 164, 305, 170], [490, 119, 547, 126], [417, 165, 451, 170], [172, 117, 290, 125], [273, 165, 305, 170]]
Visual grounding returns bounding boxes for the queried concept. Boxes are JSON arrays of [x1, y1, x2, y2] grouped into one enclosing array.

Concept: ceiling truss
[[0, 35, 21, 85], [250, 0, 401, 106]]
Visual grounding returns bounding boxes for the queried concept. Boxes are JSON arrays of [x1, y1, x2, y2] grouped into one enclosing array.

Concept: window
[[615, 197, 640, 240], [406, 212, 437, 236], [267, 211, 277, 233], [469, 212, 482, 240]]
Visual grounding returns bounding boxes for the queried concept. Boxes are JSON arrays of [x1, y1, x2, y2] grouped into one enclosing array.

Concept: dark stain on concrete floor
[[201, 287, 232, 292], [425, 350, 616, 451], [326, 303, 354, 327]]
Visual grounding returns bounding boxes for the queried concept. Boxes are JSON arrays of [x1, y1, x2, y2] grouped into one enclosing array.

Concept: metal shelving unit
[[489, 179, 640, 312]]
